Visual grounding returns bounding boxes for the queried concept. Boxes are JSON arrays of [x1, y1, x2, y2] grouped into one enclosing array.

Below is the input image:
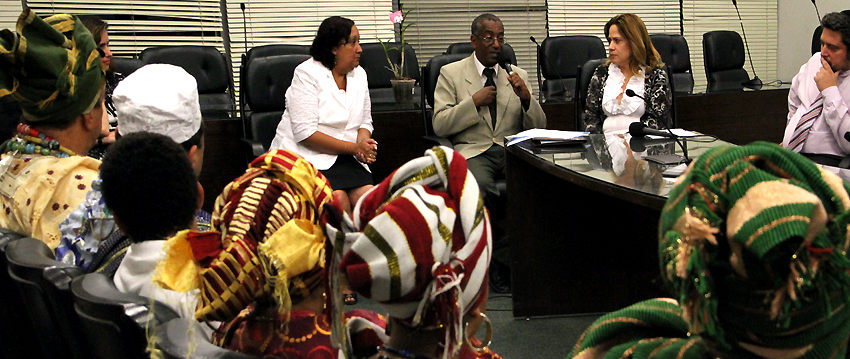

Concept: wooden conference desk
[[505, 135, 730, 318]]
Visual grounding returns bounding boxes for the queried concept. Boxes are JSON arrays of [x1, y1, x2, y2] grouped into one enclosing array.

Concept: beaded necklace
[[1, 124, 76, 158]]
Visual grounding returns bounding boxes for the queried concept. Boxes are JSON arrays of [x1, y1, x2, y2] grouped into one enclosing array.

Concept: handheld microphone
[[811, 0, 821, 22], [732, 0, 762, 89], [498, 55, 523, 93], [625, 89, 690, 163], [531, 36, 571, 101]]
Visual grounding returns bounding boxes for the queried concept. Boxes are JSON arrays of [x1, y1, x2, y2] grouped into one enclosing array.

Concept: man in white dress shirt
[[783, 11, 850, 156]]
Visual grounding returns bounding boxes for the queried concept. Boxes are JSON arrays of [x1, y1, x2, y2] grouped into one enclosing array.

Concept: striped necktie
[[787, 94, 824, 153]]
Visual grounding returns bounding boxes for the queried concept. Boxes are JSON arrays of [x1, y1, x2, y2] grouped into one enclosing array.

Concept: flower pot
[[391, 79, 416, 104]]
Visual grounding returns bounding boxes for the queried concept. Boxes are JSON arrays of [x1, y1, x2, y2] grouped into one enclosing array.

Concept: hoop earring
[[463, 313, 492, 352]]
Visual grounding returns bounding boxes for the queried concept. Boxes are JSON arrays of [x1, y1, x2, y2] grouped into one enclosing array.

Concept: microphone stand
[[732, 0, 762, 89], [625, 90, 690, 164], [811, 0, 821, 21], [530, 36, 571, 101]]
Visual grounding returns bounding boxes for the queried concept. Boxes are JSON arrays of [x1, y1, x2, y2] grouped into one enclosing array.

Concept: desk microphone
[[530, 36, 570, 100], [732, 0, 763, 89], [625, 89, 690, 163], [811, 0, 821, 22], [628, 122, 676, 139], [629, 137, 677, 152]]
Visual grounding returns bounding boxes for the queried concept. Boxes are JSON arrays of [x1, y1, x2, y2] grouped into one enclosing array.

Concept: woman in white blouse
[[583, 13, 672, 134], [270, 16, 377, 214]]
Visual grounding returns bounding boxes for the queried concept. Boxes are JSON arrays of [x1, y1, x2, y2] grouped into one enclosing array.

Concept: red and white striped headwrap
[[324, 146, 492, 359]]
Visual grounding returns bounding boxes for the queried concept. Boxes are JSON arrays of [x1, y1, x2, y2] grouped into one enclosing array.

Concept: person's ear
[[188, 145, 199, 167], [197, 181, 204, 212], [82, 112, 96, 132]]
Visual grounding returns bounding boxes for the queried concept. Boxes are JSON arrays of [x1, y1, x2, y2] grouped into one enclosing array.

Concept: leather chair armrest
[[240, 138, 266, 158], [423, 135, 453, 148]]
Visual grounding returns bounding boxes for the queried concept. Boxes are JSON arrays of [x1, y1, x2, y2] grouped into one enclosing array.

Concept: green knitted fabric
[[570, 142, 850, 359], [0, 10, 105, 123]]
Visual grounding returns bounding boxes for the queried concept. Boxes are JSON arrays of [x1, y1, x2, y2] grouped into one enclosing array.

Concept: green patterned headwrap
[[0, 10, 106, 124], [571, 142, 850, 359]]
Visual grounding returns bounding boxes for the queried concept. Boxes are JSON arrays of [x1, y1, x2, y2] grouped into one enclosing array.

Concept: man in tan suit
[[433, 13, 546, 293]]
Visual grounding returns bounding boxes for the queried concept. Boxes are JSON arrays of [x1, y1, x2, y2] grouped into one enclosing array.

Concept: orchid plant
[[379, 1, 413, 80]]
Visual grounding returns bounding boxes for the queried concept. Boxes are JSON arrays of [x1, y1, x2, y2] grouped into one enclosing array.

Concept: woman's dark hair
[[78, 16, 108, 45], [310, 16, 355, 70]]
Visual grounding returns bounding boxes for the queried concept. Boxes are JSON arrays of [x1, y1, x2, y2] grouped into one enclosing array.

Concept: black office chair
[[242, 44, 310, 65], [71, 272, 180, 359], [0, 230, 42, 359], [112, 57, 144, 76], [702, 31, 749, 92], [140, 45, 236, 113], [156, 318, 261, 359], [445, 42, 517, 66], [539, 35, 606, 101], [6, 237, 88, 359], [650, 34, 694, 94], [812, 26, 824, 55], [574, 58, 607, 131], [421, 53, 468, 146], [240, 54, 310, 159], [359, 42, 421, 103]]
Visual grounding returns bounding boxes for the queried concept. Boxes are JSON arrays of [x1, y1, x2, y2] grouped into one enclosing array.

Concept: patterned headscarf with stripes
[[154, 150, 333, 323], [570, 142, 850, 359], [324, 146, 492, 359], [0, 10, 105, 123]]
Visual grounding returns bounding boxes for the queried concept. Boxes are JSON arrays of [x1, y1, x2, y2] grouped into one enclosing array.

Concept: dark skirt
[[320, 155, 373, 191]]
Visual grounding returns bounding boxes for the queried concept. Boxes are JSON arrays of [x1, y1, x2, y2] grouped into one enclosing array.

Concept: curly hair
[[310, 16, 355, 70], [100, 132, 198, 243]]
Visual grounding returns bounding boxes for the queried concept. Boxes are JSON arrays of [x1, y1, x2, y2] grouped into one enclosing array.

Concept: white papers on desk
[[646, 129, 699, 139], [505, 129, 590, 147]]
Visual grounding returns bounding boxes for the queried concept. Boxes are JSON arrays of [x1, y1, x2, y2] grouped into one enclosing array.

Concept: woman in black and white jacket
[[584, 13, 672, 134]]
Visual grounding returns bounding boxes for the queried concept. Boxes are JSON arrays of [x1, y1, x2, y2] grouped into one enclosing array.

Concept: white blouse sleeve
[[288, 65, 321, 143], [360, 83, 374, 134]]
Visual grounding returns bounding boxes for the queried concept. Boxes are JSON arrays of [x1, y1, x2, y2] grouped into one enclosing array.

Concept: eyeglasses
[[479, 36, 507, 45]]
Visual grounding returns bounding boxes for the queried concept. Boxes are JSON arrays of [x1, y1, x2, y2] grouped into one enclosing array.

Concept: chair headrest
[[359, 42, 421, 88], [140, 46, 230, 93], [649, 34, 691, 73], [446, 42, 517, 66], [540, 35, 606, 78], [112, 57, 144, 76], [244, 54, 310, 112], [703, 31, 745, 72], [424, 53, 468, 107], [245, 44, 310, 64]]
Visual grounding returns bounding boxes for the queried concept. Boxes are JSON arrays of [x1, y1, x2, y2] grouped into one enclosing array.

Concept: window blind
[[403, 0, 548, 94], [0, 1, 23, 31], [683, 0, 777, 90], [547, 1, 681, 38], [224, 0, 394, 103], [24, 0, 226, 59]]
